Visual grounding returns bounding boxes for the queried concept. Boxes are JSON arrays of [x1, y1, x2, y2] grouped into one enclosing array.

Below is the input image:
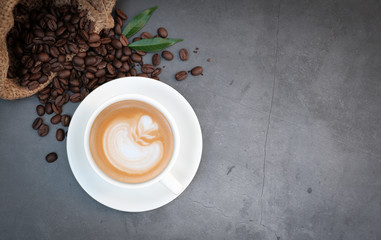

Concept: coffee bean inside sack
[[6, 3, 204, 163]]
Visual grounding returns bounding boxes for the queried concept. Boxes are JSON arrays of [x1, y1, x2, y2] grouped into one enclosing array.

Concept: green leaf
[[129, 38, 184, 52], [122, 6, 158, 38]]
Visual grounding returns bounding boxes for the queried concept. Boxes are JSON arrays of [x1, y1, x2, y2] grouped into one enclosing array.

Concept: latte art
[[103, 115, 163, 173], [89, 100, 174, 183]]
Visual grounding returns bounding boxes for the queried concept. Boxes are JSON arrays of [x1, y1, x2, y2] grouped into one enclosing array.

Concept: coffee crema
[[89, 100, 174, 183]]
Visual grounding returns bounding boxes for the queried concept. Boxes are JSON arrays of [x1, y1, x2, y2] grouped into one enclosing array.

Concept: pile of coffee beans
[[6, 1, 204, 163]]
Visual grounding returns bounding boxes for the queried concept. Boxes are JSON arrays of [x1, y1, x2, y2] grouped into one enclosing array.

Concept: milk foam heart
[[103, 115, 163, 173]]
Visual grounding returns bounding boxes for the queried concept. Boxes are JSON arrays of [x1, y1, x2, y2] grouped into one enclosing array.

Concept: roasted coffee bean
[[132, 37, 141, 42], [87, 66, 98, 73], [85, 56, 97, 66], [97, 61, 107, 69], [52, 103, 62, 114], [157, 27, 168, 38], [106, 63, 115, 74], [58, 69, 71, 79], [68, 44, 78, 54], [152, 76, 160, 81], [85, 72, 95, 79], [115, 49, 123, 59], [119, 35, 129, 47], [38, 52, 50, 62], [61, 115, 71, 127], [55, 95, 65, 107], [179, 48, 189, 61], [58, 55, 66, 63], [131, 53, 142, 62], [111, 39, 122, 49], [30, 72, 42, 81], [28, 81, 40, 90], [45, 102, 53, 114], [175, 71, 188, 81], [141, 64, 154, 74], [114, 24, 122, 35], [38, 93, 49, 102], [32, 117, 43, 130], [47, 19, 58, 31], [136, 50, 146, 56], [122, 47, 132, 56], [56, 26, 66, 36], [73, 56, 84, 66], [80, 88, 89, 100], [56, 39, 66, 47], [191, 66, 203, 76], [56, 128, 65, 141], [138, 73, 149, 77], [42, 63, 51, 73], [152, 53, 161, 66], [70, 93, 81, 102], [51, 114, 62, 124], [151, 67, 162, 77], [101, 37, 111, 44], [45, 152, 58, 163], [34, 29, 44, 38], [36, 105, 45, 116], [38, 124, 49, 137], [89, 41, 101, 48], [79, 29, 89, 41], [161, 51, 173, 61], [115, 8, 127, 20], [88, 33, 100, 43], [94, 70, 106, 79], [112, 59, 122, 68], [130, 67, 137, 76], [141, 32, 152, 39]]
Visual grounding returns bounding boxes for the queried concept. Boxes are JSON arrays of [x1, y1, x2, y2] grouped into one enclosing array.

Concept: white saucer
[[66, 77, 203, 212]]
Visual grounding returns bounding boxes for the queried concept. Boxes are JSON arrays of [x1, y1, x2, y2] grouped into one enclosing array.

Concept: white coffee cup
[[83, 93, 183, 194]]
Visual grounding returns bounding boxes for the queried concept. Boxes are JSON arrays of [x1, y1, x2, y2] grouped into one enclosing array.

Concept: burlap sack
[[0, 0, 116, 100]]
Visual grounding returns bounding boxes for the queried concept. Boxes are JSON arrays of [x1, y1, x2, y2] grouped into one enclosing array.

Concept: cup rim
[[83, 93, 180, 189]]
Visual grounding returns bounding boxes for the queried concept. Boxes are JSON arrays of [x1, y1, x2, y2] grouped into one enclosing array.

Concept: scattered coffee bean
[[36, 105, 45, 116], [32, 117, 43, 130], [38, 124, 49, 137], [61, 115, 71, 127], [56, 129, 65, 141], [115, 8, 127, 20], [55, 95, 65, 107], [111, 39, 122, 49], [141, 32, 152, 39], [151, 68, 162, 77], [141, 64, 154, 74], [45, 152, 58, 163], [131, 53, 142, 63], [89, 33, 100, 43], [152, 53, 161, 66], [162, 51, 173, 61], [179, 48, 189, 61], [175, 71, 188, 81], [51, 114, 62, 124], [45, 102, 53, 114], [38, 52, 50, 62], [119, 35, 129, 46], [191, 66, 203, 76], [157, 27, 168, 38]]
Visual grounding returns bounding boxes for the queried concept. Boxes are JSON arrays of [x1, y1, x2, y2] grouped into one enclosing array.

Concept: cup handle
[[160, 172, 183, 195]]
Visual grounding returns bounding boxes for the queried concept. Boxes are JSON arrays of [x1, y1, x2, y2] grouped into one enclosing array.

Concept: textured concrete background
[[1, 0, 381, 239]]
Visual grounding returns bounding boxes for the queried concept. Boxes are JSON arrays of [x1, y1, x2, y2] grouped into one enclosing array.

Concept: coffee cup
[[84, 93, 182, 194]]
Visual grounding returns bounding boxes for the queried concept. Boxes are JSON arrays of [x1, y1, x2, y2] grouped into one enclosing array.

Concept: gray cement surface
[[1, 0, 381, 239]]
